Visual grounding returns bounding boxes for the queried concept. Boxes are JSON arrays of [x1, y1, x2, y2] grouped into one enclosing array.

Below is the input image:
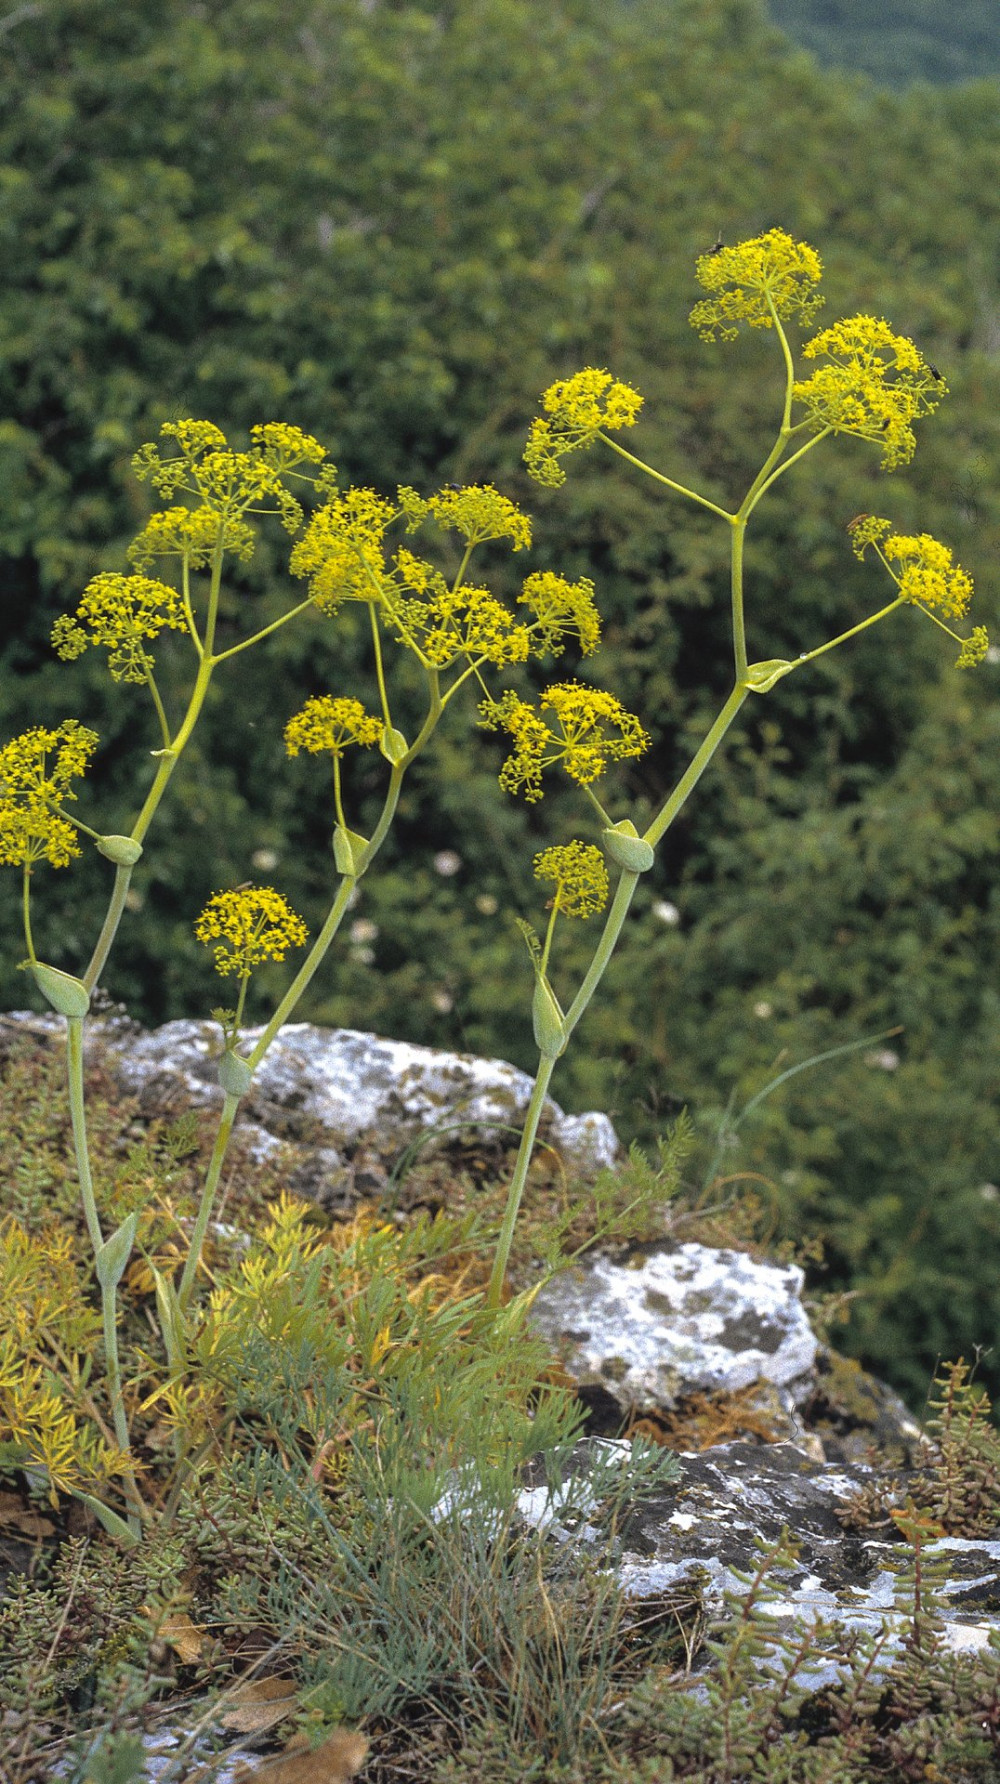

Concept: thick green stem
[[246, 875, 359, 1068], [562, 867, 639, 1041], [488, 685, 750, 1310], [731, 523, 748, 680], [22, 863, 35, 964], [539, 903, 559, 979], [67, 1016, 143, 1536], [83, 555, 229, 989], [743, 427, 832, 517], [796, 595, 906, 667], [146, 668, 172, 748], [644, 683, 749, 849], [369, 605, 393, 728], [66, 1016, 104, 1254], [486, 1055, 557, 1309], [176, 1090, 240, 1313], [559, 684, 747, 1066], [83, 864, 134, 994], [100, 1275, 142, 1538], [211, 595, 319, 663]]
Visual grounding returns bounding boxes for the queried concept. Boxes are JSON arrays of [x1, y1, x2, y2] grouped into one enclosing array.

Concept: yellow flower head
[[689, 229, 824, 342], [884, 531, 974, 618], [852, 518, 974, 616], [51, 574, 186, 682], [284, 696, 385, 758], [524, 368, 643, 488], [399, 484, 532, 552], [794, 316, 943, 469], [956, 626, 989, 669], [160, 420, 228, 458], [479, 682, 650, 802], [0, 720, 98, 869], [534, 841, 609, 919], [847, 515, 892, 559], [127, 505, 254, 571], [194, 886, 309, 979], [289, 488, 394, 612], [132, 417, 323, 542], [384, 552, 531, 669], [250, 423, 327, 470], [518, 571, 602, 658], [850, 517, 985, 664]]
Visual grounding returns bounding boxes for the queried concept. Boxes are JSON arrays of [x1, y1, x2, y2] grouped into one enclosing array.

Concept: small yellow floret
[[534, 842, 609, 919], [386, 555, 532, 669], [250, 423, 326, 468], [848, 515, 892, 560], [194, 886, 308, 979], [284, 696, 385, 757], [689, 229, 824, 341], [132, 418, 320, 537]]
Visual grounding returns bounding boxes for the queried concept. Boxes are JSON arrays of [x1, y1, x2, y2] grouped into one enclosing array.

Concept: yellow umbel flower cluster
[[0, 720, 98, 869], [956, 626, 990, 668], [51, 574, 187, 682], [885, 532, 974, 617], [479, 682, 650, 802], [534, 841, 610, 918], [524, 368, 643, 487], [689, 228, 824, 341], [127, 505, 254, 571], [284, 696, 385, 758], [794, 316, 943, 470], [851, 516, 973, 614], [398, 483, 532, 551], [382, 551, 528, 669], [130, 418, 326, 569], [194, 886, 309, 979], [850, 516, 987, 666], [518, 571, 601, 657], [290, 487, 395, 611], [249, 422, 326, 472]]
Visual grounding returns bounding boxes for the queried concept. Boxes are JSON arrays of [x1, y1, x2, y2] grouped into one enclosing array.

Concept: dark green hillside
[[3, 0, 1000, 1403], [768, 0, 1000, 87]]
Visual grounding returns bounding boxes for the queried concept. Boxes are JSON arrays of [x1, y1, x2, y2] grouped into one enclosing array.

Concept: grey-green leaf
[[95, 1212, 138, 1291]]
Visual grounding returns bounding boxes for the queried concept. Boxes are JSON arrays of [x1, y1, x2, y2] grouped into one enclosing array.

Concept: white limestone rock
[[528, 1241, 818, 1413], [1, 1011, 620, 1179]]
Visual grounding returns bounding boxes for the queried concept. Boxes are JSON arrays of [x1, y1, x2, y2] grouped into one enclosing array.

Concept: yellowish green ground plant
[[0, 231, 986, 1548]]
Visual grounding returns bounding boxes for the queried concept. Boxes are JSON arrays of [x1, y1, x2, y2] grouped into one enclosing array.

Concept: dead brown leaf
[[234, 1730, 368, 1784], [0, 1490, 55, 1538], [219, 1674, 298, 1733], [158, 1610, 206, 1666]]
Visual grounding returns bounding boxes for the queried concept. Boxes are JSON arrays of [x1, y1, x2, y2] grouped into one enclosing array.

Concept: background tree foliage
[[3, 0, 1000, 1403], [768, 0, 1000, 88]]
